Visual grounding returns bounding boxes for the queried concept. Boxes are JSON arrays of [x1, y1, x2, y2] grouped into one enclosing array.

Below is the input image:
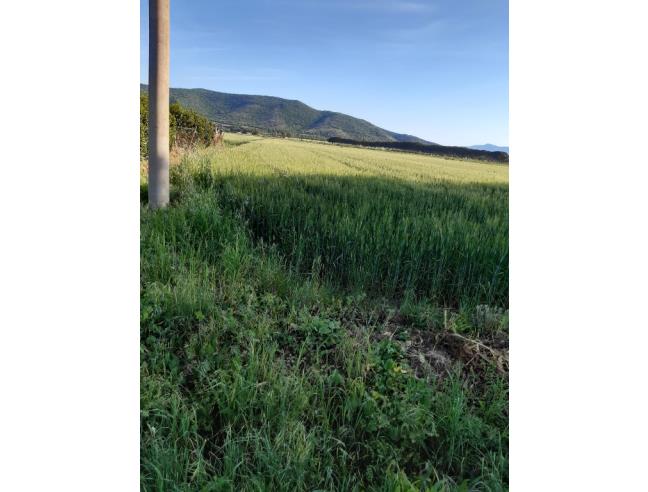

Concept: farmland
[[141, 135, 509, 491], [172, 135, 508, 308]]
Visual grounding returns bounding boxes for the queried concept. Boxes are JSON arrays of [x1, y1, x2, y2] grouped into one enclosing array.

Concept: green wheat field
[[141, 134, 509, 491]]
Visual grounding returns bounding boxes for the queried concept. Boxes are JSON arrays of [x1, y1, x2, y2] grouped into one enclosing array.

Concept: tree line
[[328, 137, 509, 163]]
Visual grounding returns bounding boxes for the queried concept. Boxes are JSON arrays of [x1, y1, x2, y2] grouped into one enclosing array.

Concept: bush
[[140, 94, 216, 158], [140, 94, 148, 158]]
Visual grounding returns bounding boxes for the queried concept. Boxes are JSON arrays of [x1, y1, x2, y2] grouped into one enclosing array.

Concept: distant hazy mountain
[[469, 144, 509, 153], [141, 84, 433, 144]]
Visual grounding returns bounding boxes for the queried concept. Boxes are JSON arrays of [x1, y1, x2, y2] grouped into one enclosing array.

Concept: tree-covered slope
[[140, 84, 432, 143]]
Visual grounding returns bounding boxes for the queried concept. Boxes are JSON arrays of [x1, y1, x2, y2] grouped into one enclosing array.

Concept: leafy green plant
[[140, 94, 216, 158]]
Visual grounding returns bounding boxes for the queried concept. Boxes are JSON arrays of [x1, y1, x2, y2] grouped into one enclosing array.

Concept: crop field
[[141, 136, 509, 491], [177, 135, 508, 307]]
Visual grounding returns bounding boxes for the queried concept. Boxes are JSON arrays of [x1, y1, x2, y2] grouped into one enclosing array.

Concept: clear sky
[[140, 0, 508, 147]]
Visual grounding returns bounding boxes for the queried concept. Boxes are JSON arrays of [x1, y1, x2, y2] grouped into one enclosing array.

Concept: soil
[[372, 317, 509, 385]]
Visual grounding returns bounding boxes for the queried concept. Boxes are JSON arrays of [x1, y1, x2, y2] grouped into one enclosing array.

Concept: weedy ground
[[141, 135, 509, 491]]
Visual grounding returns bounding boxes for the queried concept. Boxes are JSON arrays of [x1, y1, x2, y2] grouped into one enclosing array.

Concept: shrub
[[140, 94, 148, 158], [140, 94, 216, 158]]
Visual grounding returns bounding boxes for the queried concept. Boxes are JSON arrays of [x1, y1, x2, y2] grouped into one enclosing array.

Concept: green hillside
[[140, 84, 432, 143]]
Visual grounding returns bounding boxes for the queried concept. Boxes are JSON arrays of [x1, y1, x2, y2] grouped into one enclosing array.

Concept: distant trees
[[328, 137, 509, 163], [140, 94, 216, 158]]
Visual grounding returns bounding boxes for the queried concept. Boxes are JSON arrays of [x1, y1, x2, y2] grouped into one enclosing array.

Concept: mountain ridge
[[469, 143, 509, 153], [141, 84, 433, 144]]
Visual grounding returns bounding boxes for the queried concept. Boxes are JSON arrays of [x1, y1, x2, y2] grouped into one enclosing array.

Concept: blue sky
[[140, 0, 508, 147]]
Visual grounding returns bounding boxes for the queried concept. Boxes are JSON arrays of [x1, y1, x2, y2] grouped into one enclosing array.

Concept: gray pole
[[148, 0, 170, 209]]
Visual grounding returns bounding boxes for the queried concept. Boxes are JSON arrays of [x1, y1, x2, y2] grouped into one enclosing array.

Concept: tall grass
[[141, 137, 509, 490], [178, 136, 508, 307]]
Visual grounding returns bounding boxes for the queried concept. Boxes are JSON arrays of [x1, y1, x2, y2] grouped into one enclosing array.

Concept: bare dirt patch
[[373, 317, 508, 384]]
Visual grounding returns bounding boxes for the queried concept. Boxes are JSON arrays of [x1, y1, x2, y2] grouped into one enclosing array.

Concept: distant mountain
[[469, 144, 509, 153], [141, 84, 433, 144]]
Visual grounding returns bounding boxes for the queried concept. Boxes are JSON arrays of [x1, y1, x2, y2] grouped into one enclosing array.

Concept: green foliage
[[170, 101, 216, 149], [140, 144, 509, 490], [141, 84, 433, 143], [140, 93, 148, 158], [140, 93, 215, 158]]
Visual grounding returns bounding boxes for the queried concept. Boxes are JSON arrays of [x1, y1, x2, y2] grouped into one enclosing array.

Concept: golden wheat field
[[205, 133, 509, 185]]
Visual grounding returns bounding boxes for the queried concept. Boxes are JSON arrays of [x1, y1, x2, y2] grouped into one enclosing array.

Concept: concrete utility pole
[[148, 0, 170, 208]]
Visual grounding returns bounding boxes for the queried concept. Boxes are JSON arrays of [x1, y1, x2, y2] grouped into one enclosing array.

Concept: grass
[[141, 136, 509, 491], [180, 135, 507, 307]]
